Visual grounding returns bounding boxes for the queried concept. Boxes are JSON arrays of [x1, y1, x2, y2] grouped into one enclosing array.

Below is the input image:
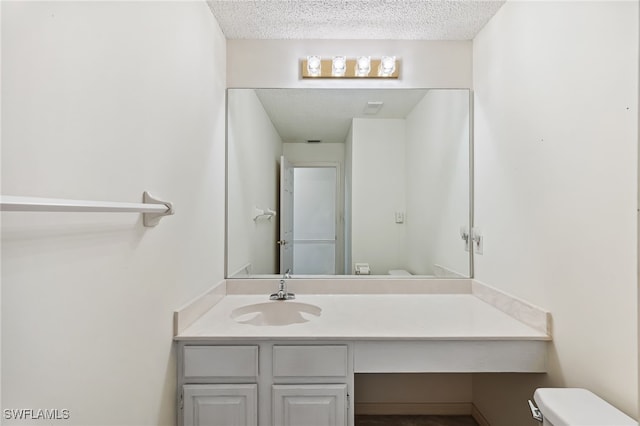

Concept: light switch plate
[[472, 228, 483, 255]]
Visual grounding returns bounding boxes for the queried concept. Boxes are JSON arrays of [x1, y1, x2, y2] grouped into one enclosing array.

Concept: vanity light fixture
[[301, 56, 399, 79]]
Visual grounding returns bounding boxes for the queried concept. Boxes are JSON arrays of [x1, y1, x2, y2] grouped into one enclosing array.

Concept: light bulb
[[378, 56, 396, 77], [307, 56, 322, 77], [332, 56, 346, 77], [355, 56, 371, 77]]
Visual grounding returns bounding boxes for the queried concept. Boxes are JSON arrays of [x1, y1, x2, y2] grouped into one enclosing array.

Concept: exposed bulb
[[332, 56, 346, 77], [355, 56, 371, 76], [378, 56, 396, 77], [307, 55, 322, 77]]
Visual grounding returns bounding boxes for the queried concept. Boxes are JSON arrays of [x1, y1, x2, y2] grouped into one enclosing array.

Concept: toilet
[[530, 388, 637, 425], [388, 269, 412, 276]]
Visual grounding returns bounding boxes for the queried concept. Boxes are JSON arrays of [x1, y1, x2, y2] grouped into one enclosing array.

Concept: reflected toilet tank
[[388, 269, 412, 276]]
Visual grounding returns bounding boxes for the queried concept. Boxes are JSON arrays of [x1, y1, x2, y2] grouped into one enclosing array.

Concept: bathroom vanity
[[174, 279, 550, 426], [178, 342, 352, 426]]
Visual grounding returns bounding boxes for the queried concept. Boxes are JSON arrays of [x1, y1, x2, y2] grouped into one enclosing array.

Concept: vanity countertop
[[175, 292, 550, 342]]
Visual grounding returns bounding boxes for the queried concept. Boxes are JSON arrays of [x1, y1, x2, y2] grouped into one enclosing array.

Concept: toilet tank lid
[[534, 388, 637, 426], [388, 269, 412, 276]]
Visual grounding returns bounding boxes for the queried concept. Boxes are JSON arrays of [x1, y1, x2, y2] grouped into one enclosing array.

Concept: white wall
[[1, 2, 226, 424], [227, 39, 472, 89], [405, 90, 470, 276], [472, 1, 639, 424], [351, 119, 406, 275], [227, 90, 283, 276], [283, 142, 345, 166]]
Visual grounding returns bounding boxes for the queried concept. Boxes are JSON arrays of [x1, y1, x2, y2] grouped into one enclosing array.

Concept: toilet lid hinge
[[528, 400, 543, 422]]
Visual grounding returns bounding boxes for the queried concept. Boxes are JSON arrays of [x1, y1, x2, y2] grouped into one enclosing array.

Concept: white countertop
[[175, 293, 551, 341]]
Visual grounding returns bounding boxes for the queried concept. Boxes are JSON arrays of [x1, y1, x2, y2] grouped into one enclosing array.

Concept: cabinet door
[[272, 384, 347, 426], [183, 384, 257, 426]]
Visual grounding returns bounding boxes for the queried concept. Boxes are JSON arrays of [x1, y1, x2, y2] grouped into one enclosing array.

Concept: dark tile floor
[[355, 415, 479, 426]]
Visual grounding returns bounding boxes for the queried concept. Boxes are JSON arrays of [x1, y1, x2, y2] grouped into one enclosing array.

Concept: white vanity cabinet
[[183, 384, 258, 426], [272, 384, 348, 426], [177, 342, 354, 426], [180, 345, 259, 426], [272, 345, 350, 426]]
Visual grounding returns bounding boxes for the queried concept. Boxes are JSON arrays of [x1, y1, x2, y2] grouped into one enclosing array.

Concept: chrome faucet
[[270, 269, 295, 300]]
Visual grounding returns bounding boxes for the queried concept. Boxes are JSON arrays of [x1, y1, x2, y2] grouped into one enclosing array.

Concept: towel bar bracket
[[142, 191, 174, 227]]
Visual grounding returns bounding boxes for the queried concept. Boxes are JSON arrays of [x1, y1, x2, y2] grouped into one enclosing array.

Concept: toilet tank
[[534, 388, 637, 426]]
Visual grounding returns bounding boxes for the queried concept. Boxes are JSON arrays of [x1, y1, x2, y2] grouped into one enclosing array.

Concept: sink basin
[[230, 301, 322, 326]]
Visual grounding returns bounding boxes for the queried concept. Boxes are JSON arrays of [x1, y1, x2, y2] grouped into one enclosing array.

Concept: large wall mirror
[[226, 88, 472, 279]]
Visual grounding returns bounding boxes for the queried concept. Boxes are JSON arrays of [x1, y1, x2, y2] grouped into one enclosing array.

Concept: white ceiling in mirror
[[255, 89, 428, 143], [207, 1, 505, 40]]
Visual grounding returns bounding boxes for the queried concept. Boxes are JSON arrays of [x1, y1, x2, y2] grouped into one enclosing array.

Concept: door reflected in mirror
[[227, 88, 471, 278]]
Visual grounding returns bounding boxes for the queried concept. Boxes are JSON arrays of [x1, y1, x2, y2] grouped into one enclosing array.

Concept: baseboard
[[471, 404, 491, 426], [355, 402, 473, 416]]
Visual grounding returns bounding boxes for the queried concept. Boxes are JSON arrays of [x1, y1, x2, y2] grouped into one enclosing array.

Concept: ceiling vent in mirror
[[364, 101, 384, 115]]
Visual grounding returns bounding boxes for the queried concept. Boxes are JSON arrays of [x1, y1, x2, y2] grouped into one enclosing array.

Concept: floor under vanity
[[173, 279, 550, 426], [355, 415, 478, 426]]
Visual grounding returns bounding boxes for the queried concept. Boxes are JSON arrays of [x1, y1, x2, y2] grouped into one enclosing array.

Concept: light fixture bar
[[301, 57, 400, 79]]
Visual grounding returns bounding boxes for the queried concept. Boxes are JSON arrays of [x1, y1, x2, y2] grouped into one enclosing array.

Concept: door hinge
[[347, 392, 350, 410], [180, 389, 184, 410]]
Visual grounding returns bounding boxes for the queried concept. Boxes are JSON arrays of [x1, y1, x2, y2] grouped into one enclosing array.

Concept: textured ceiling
[[208, 1, 505, 40], [253, 88, 429, 144]]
